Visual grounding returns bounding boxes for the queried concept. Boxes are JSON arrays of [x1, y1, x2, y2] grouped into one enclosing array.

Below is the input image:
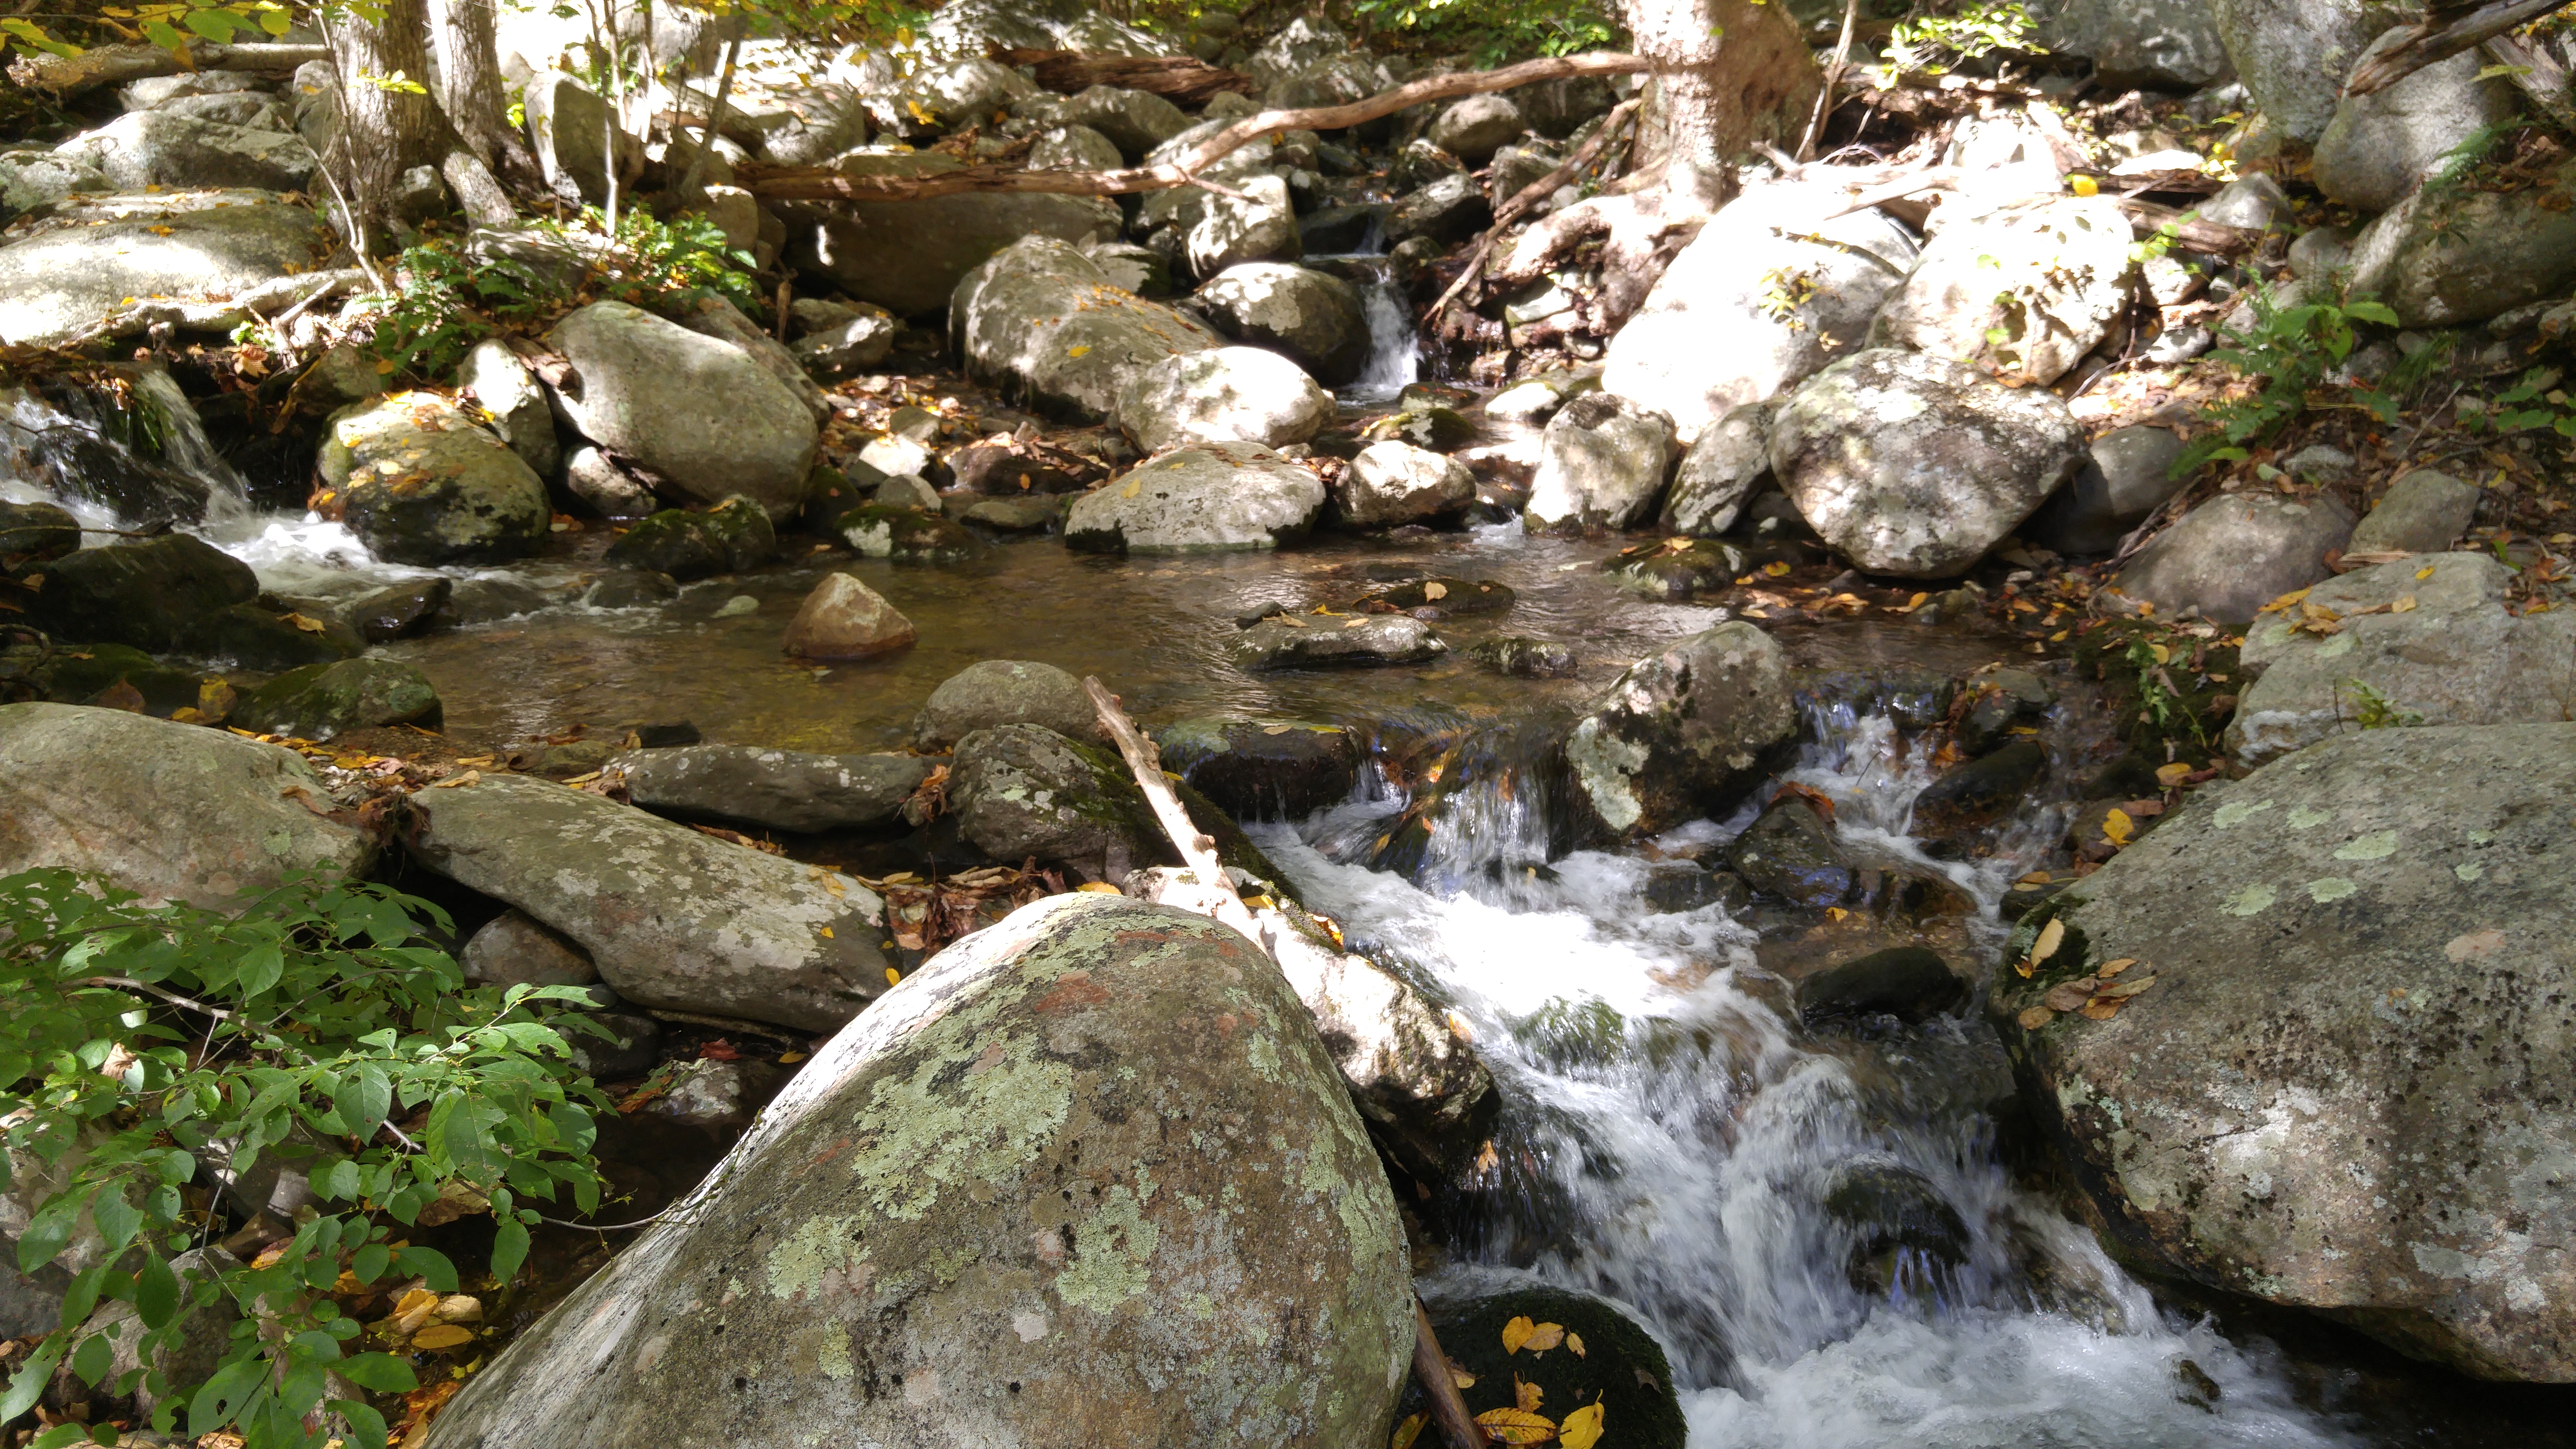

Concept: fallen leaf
[[2096, 974, 2157, 999], [2391, 595, 2416, 613], [2102, 808, 2135, 848], [818, 926, 834, 939], [2094, 958, 2137, 978], [410, 1324, 475, 1351], [1502, 1316, 1536, 1354], [2070, 173, 2100, 196], [778, 1050, 808, 1064], [1076, 881, 1124, 894], [1522, 1322, 1565, 1354], [1473, 1407, 1555, 1445], [1566, 1331, 1585, 1358], [1450, 1364, 1477, 1390], [2020, 917, 2065, 977], [2259, 588, 2311, 614], [1390, 1413, 1426, 1449], [1516, 1375, 1544, 1413], [2042, 978, 2097, 1012], [1423, 581, 1448, 600], [2079, 996, 2124, 1020], [2416, 564, 2437, 580], [1559, 1401, 1607, 1449], [1762, 561, 1792, 578], [884, 967, 902, 986], [2016, 1004, 2057, 1030], [282, 611, 328, 633], [2154, 763, 2193, 789]]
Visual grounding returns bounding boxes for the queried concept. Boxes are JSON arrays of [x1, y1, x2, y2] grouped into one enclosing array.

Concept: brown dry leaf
[[409, 1324, 475, 1351], [1423, 581, 1449, 600], [1516, 1375, 1544, 1413], [1566, 1331, 1585, 1358], [2097, 974, 2158, 999], [1522, 1322, 1565, 1354], [1501, 1315, 1537, 1354], [1473, 1407, 1556, 1445], [429, 770, 481, 789], [392, 1288, 439, 1334], [1559, 1401, 1606, 1449], [283, 612, 328, 634], [93, 678, 146, 714], [1390, 1413, 1427, 1449], [2079, 997, 2123, 1021], [2042, 979, 2097, 1013], [252, 1242, 290, 1271], [2095, 958, 2138, 979], [432, 1294, 482, 1324], [2016, 1004, 2057, 1030]]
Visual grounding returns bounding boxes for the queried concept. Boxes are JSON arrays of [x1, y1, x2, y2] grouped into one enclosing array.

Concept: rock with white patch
[[2112, 491, 2355, 624], [418, 892, 1414, 1449], [0, 189, 334, 349], [612, 746, 934, 833], [318, 393, 550, 565], [545, 300, 820, 518], [1114, 346, 1333, 453], [1993, 722, 2576, 1380], [952, 236, 1219, 422], [1336, 440, 1475, 528], [402, 773, 890, 1031], [1872, 194, 2137, 387], [1524, 392, 1677, 532], [1562, 622, 1798, 838], [2313, 26, 2519, 213], [1064, 442, 1325, 554]]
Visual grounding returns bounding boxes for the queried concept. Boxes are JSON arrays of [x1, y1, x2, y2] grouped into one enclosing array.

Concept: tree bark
[[430, 0, 543, 191], [1618, 0, 1820, 202], [323, 0, 447, 248], [6, 41, 325, 97]]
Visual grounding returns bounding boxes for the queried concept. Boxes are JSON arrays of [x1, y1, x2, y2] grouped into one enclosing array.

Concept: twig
[[1413, 1299, 1483, 1449], [73, 976, 234, 1019], [1799, 0, 1864, 161], [1428, 97, 1640, 326], [2344, 0, 2572, 96], [674, 29, 742, 207], [536, 1207, 673, 1231], [1080, 676, 1260, 942]]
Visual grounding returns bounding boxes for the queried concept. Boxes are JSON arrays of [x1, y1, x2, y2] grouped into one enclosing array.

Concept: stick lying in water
[[1079, 676, 1481, 1449]]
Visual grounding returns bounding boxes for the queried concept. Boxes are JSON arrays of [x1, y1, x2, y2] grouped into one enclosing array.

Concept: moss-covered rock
[[603, 497, 778, 580], [838, 502, 983, 563], [24, 535, 255, 651], [231, 658, 439, 741], [319, 393, 549, 565], [1157, 716, 1360, 819], [949, 723, 1285, 882], [35, 643, 202, 716]]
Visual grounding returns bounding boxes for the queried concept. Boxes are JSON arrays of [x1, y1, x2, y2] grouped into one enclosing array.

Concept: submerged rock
[[913, 660, 1098, 751], [0, 703, 375, 906], [1822, 1158, 1971, 1296], [1406, 1286, 1686, 1449], [1470, 637, 1578, 678], [230, 658, 440, 741], [1229, 615, 1445, 671], [403, 772, 889, 1031], [1796, 945, 1965, 1024], [1911, 739, 2049, 843], [1156, 718, 1360, 819], [1993, 724, 2576, 1379], [602, 498, 777, 580], [612, 746, 932, 834], [1727, 798, 1852, 907], [838, 504, 984, 564], [1564, 622, 1797, 837], [1063, 442, 1324, 554], [419, 893, 1413, 1449]]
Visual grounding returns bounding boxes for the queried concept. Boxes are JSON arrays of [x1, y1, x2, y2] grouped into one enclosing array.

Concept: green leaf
[[92, 1188, 142, 1253], [335, 1352, 419, 1393], [19, 1185, 96, 1274], [0, 1337, 64, 1421], [136, 1253, 180, 1330], [490, 1213, 531, 1284], [181, 7, 242, 40], [140, 17, 187, 49], [318, 1158, 362, 1201], [393, 1244, 458, 1293], [258, 6, 290, 34], [29, 1424, 91, 1449], [336, 1064, 391, 1140], [332, 1398, 393, 1449], [351, 1240, 390, 1284], [189, 1354, 265, 1438], [236, 943, 284, 998], [57, 1264, 107, 1330], [69, 1330, 112, 1387], [2342, 300, 2400, 327]]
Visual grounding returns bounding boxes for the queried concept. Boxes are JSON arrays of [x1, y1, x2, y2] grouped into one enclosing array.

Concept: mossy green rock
[[949, 723, 1282, 882], [36, 643, 200, 716], [839, 502, 983, 564], [231, 658, 439, 741], [419, 893, 1414, 1449], [1401, 1287, 1684, 1449], [320, 393, 549, 565], [25, 535, 255, 651], [604, 498, 778, 580]]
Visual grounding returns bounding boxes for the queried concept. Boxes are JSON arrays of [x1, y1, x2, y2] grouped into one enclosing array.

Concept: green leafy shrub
[[1880, 1, 2043, 79], [2177, 286, 2402, 475], [1352, 0, 1618, 63], [0, 868, 609, 1449]]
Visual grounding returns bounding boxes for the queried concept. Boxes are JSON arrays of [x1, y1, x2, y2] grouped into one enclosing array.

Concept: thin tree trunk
[[324, 0, 447, 248], [1618, 0, 1819, 203], [430, 0, 542, 190], [675, 32, 742, 205]]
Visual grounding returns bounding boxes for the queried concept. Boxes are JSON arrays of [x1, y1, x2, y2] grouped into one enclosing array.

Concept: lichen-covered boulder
[[545, 300, 820, 518], [418, 893, 1414, 1449], [912, 660, 1098, 751], [1872, 195, 2137, 386], [0, 189, 334, 349], [951, 236, 1219, 422], [1114, 346, 1333, 453], [229, 658, 440, 742], [601, 498, 777, 580], [319, 393, 551, 566], [0, 703, 375, 906], [948, 723, 1160, 873], [1063, 442, 1324, 554], [2342, 158, 2576, 329], [402, 773, 890, 1032], [611, 746, 932, 834], [1193, 261, 1370, 385], [1563, 622, 1797, 837], [1992, 723, 2576, 1380], [1337, 441, 1474, 528], [1524, 393, 1677, 533]]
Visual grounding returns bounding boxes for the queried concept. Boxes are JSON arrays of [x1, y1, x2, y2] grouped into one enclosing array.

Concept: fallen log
[[741, 50, 1649, 203], [8, 41, 327, 97], [985, 47, 1253, 103], [2344, 0, 2572, 95], [1430, 97, 1640, 324]]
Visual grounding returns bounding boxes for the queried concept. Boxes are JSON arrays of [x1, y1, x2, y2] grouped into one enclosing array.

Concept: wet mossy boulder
[[1156, 717, 1361, 819], [1795, 945, 1964, 1024], [949, 724, 1283, 882], [230, 658, 440, 742], [1910, 739, 2049, 844], [1401, 1286, 1685, 1449], [603, 498, 778, 580], [838, 502, 983, 564], [187, 604, 360, 671], [1563, 622, 1797, 838], [0, 500, 78, 564], [33, 643, 202, 716], [1470, 637, 1578, 678], [1726, 798, 1852, 907], [1601, 538, 1745, 601], [319, 393, 550, 565], [1821, 1158, 1972, 1296], [24, 535, 255, 651], [419, 893, 1415, 1449]]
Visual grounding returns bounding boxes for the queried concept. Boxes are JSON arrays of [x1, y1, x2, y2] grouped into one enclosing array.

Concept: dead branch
[[8, 41, 327, 97], [60, 268, 367, 349], [986, 47, 1253, 103], [1412, 1300, 1484, 1449], [1081, 676, 1263, 943], [741, 51, 1649, 203], [1431, 97, 1640, 324], [2118, 198, 2261, 258], [2344, 0, 2572, 96]]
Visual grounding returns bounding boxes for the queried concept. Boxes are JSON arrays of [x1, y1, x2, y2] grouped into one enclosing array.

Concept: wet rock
[[231, 658, 438, 741], [1660, 402, 1774, 537], [1796, 945, 1964, 1024], [2112, 491, 2355, 624], [2226, 551, 2576, 767], [1525, 392, 1676, 532], [0, 500, 78, 564], [2036, 0, 2231, 88], [403, 772, 889, 1032], [1297, 203, 1385, 255], [1229, 615, 1446, 671], [2314, 28, 2517, 213], [1822, 1158, 1970, 1295], [1407, 1286, 1686, 1449], [914, 660, 1098, 751], [461, 909, 599, 989], [2021, 424, 2190, 556], [603, 498, 777, 580], [1601, 538, 1744, 601], [24, 534, 256, 651], [614, 745, 933, 834], [342, 577, 452, 643], [563, 446, 658, 520], [955, 495, 1066, 532], [1954, 666, 2052, 757], [1115, 345, 1333, 453], [2344, 156, 2576, 328], [193, 603, 357, 671], [1992, 723, 2576, 1379], [1874, 195, 2135, 387], [565, 1010, 660, 1079], [1360, 405, 1474, 454], [318, 393, 549, 566], [952, 236, 1219, 422], [28, 643, 199, 716], [0, 189, 334, 349], [1063, 441, 1324, 554], [2348, 468, 2480, 555], [838, 504, 983, 564], [1157, 717, 1360, 818], [55, 110, 315, 192], [949, 723, 1159, 871], [1193, 262, 1369, 385], [782, 572, 916, 660], [1338, 440, 1474, 528], [1603, 185, 1914, 444], [1364, 577, 1515, 612], [546, 300, 820, 518], [0, 703, 374, 907], [1910, 739, 2049, 842], [583, 569, 676, 610], [2207, 0, 2385, 142], [435, 576, 568, 627], [948, 438, 1103, 496], [420, 893, 1413, 1449], [1727, 799, 1852, 907], [1383, 171, 1491, 246], [1770, 349, 2088, 579], [789, 305, 900, 377], [1642, 865, 1748, 914], [1429, 93, 1525, 165], [1471, 637, 1578, 678], [1565, 622, 1797, 837], [648, 1057, 788, 1132]]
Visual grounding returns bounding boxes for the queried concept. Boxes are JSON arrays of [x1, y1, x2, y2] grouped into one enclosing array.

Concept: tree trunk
[[1618, 0, 1820, 201], [323, 0, 447, 249], [430, 0, 542, 191]]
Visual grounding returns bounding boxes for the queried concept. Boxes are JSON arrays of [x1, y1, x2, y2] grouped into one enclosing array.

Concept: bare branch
[[1431, 97, 1641, 324], [8, 41, 326, 97], [2343, 0, 2571, 95]]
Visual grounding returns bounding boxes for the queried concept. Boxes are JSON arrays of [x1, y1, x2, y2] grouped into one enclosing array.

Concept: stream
[[10, 314, 2570, 1449]]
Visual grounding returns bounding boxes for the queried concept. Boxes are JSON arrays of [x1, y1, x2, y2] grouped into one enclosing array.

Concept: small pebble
[[714, 596, 759, 618]]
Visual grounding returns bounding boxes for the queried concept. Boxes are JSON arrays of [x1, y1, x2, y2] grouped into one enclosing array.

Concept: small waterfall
[[0, 364, 250, 529], [1347, 270, 1421, 404], [1256, 707, 2351, 1446]]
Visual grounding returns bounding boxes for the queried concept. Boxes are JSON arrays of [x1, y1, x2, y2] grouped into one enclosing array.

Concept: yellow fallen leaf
[[2095, 957, 2138, 978], [1076, 881, 1125, 894], [1067, 344, 1090, 357], [818, 926, 834, 938], [2416, 564, 2437, 580], [2019, 916, 2064, 977], [283, 612, 327, 633], [884, 967, 902, 986], [2080, 996, 2124, 1021], [1566, 1331, 1585, 1358], [2102, 807, 2134, 848], [2154, 762, 2193, 789], [1502, 1315, 1536, 1353], [1390, 1413, 1426, 1449], [1762, 561, 1792, 578], [2259, 587, 2311, 614], [1559, 1400, 1606, 1449], [410, 1324, 475, 1351], [2147, 643, 2170, 664], [779, 1050, 807, 1063], [1423, 581, 1448, 600], [1121, 477, 1142, 498], [2070, 174, 2099, 196], [1451, 1365, 1477, 1389], [1473, 1407, 1555, 1445], [1521, 1322, 1565, 1354], [1516, 1375, 1543, 1413], [2391, 595, 2416, 613]]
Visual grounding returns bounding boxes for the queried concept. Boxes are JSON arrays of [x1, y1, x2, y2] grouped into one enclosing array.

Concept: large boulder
[[949, 723, 1159, 872], [1156, 718, 1362, 819], [1063, 441, 1325, 554], [912, 660, 1097, 751], [1337, 440, 1474, 528], [2020, 425, 2190, 556], [1991, 723, 2576, 1379], [2343, 158, 2576, 328], [1872, 195, 2136, 386], [54, 111, 317, 192], [2314, 28, 2519, 213], [418, 892, 1414, 1449], [2225, 551, 2576, 767], [2112, 491, 2355, 624], [1192, 263, 1369, 385], [1524, 393, 1677, 532], [1429, 94, 1526, 166], [402, 772, 891, 1031], [2206, 0, 2397, 142], [545, 301, 818, 517], [1134, 168, 1301, 281], [1658, 402, 1774, 537], [22, 534, 255, 651], [790, 153, 1124, 315], [0, 190, 334, 349], [318, 393, 550, 565], [612, 745, 932, 833], [1114, 347, 1333, 453], [0, 703, 375, 906], [1601, 185, 1915, 441], [951, 236, 1219, 422], [0, 149, 105, 212], [655, 290, 831, 426], [523, 73, 643, 202], [1047, 85, 1190, 159], [1563, 622, 1798, 837], [1769, 350, 2087, 578], [2349, 468, 2481, 555], [459, 338, 560, 479], [2034, 0, 2232, 88]]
